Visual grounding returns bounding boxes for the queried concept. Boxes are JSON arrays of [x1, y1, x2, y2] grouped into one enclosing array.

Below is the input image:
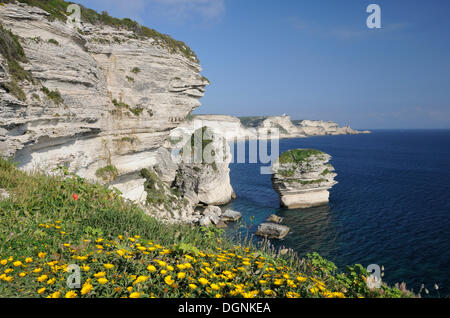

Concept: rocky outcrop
[[271, 149, 337, 209], [294, 120, 368, 136], [0, 3, 209, 216], [176, 114, 369, 141], [255, 223, 290, 239], [220, 209, 242, 223], [172, 126, 235, 207]]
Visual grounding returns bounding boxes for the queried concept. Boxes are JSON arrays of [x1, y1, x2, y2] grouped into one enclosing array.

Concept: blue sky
[[76, 0, 450, 129]]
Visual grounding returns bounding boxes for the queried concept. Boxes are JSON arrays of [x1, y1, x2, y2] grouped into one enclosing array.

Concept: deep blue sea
[[223, 130, 450, 297]]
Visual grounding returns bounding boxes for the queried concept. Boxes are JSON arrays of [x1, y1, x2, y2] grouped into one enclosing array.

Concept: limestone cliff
[[175, 114, 369, 141], [271, 149, 337, 209], [0, 2, 209, 210]]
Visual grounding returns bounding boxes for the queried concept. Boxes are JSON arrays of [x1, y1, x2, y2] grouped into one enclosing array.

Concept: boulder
[[266, 214, 283, 224], [199, 216, 211, 227], [215, 221, 228, 229], [221, 209, 242, 223], [255, 223, 290, 239], [203, 205, 222, 217]]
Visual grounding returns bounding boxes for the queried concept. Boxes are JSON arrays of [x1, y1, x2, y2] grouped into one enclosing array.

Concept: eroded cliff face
[[0, 3, 209, 206]]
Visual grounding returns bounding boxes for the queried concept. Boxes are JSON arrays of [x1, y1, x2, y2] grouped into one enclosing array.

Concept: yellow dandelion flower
[[97, 277, 108, 285], [33, 268, 43, 273], [147, 265, 156, 272], [38, 252, 47, 259], [210, 284, 220, 291], [103, 264, 114, 269], [189, 284, 197, 290], [37, 287, 46, 295], [129, 292, 141, 298], [25, 257, 33, 263]]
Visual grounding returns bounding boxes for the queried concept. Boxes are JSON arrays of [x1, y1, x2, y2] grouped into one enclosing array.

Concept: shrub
[[41, 86, 63, 105], [47, 38, 59, 46], [131, 67, 141, 74], [95, 165, 119, 182]]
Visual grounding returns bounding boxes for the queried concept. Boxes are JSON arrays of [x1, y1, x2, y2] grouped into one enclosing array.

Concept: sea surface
[[223, 130, 450, 297]]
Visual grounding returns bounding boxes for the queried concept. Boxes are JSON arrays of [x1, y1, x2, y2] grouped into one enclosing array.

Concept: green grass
[[288, 178, 327, 185], [278, 149, 324, 164], [0, 158, 414, 298], [95, 165, 119, 182], [0, 23, 32, 101]]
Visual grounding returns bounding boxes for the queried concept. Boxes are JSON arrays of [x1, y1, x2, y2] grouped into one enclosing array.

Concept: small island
[[271, 149, 337, 209]]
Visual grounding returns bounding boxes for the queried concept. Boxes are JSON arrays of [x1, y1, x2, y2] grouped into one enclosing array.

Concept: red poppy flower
[[73, 193, 79, 201]]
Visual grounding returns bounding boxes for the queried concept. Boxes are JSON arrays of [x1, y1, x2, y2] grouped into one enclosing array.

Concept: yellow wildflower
[[133, 276, 148, 285], [37, 274, 48, 282], [164, 275, 174, 285], [37, 287, 46, 295], [81, 282, 94, 295], [65, 291, 77, 298], [198, 278, 209, 286], [93, 272, 106, 278]]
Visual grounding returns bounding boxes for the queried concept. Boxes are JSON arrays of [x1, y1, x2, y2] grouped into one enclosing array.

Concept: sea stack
[[271, 149, 337, 209]]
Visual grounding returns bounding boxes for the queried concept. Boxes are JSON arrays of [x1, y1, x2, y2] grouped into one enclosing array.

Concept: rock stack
[[271, 149, 337, 209]]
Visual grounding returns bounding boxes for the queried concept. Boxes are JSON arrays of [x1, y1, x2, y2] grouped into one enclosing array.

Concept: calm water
[[223, 130, 450, 296]]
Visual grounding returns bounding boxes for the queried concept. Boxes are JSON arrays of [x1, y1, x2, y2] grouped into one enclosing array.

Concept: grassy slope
[[0, 159, 412, 298]]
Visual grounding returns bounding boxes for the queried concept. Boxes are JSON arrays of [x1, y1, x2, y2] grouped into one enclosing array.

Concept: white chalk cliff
[[0, 2, 219, 222]]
